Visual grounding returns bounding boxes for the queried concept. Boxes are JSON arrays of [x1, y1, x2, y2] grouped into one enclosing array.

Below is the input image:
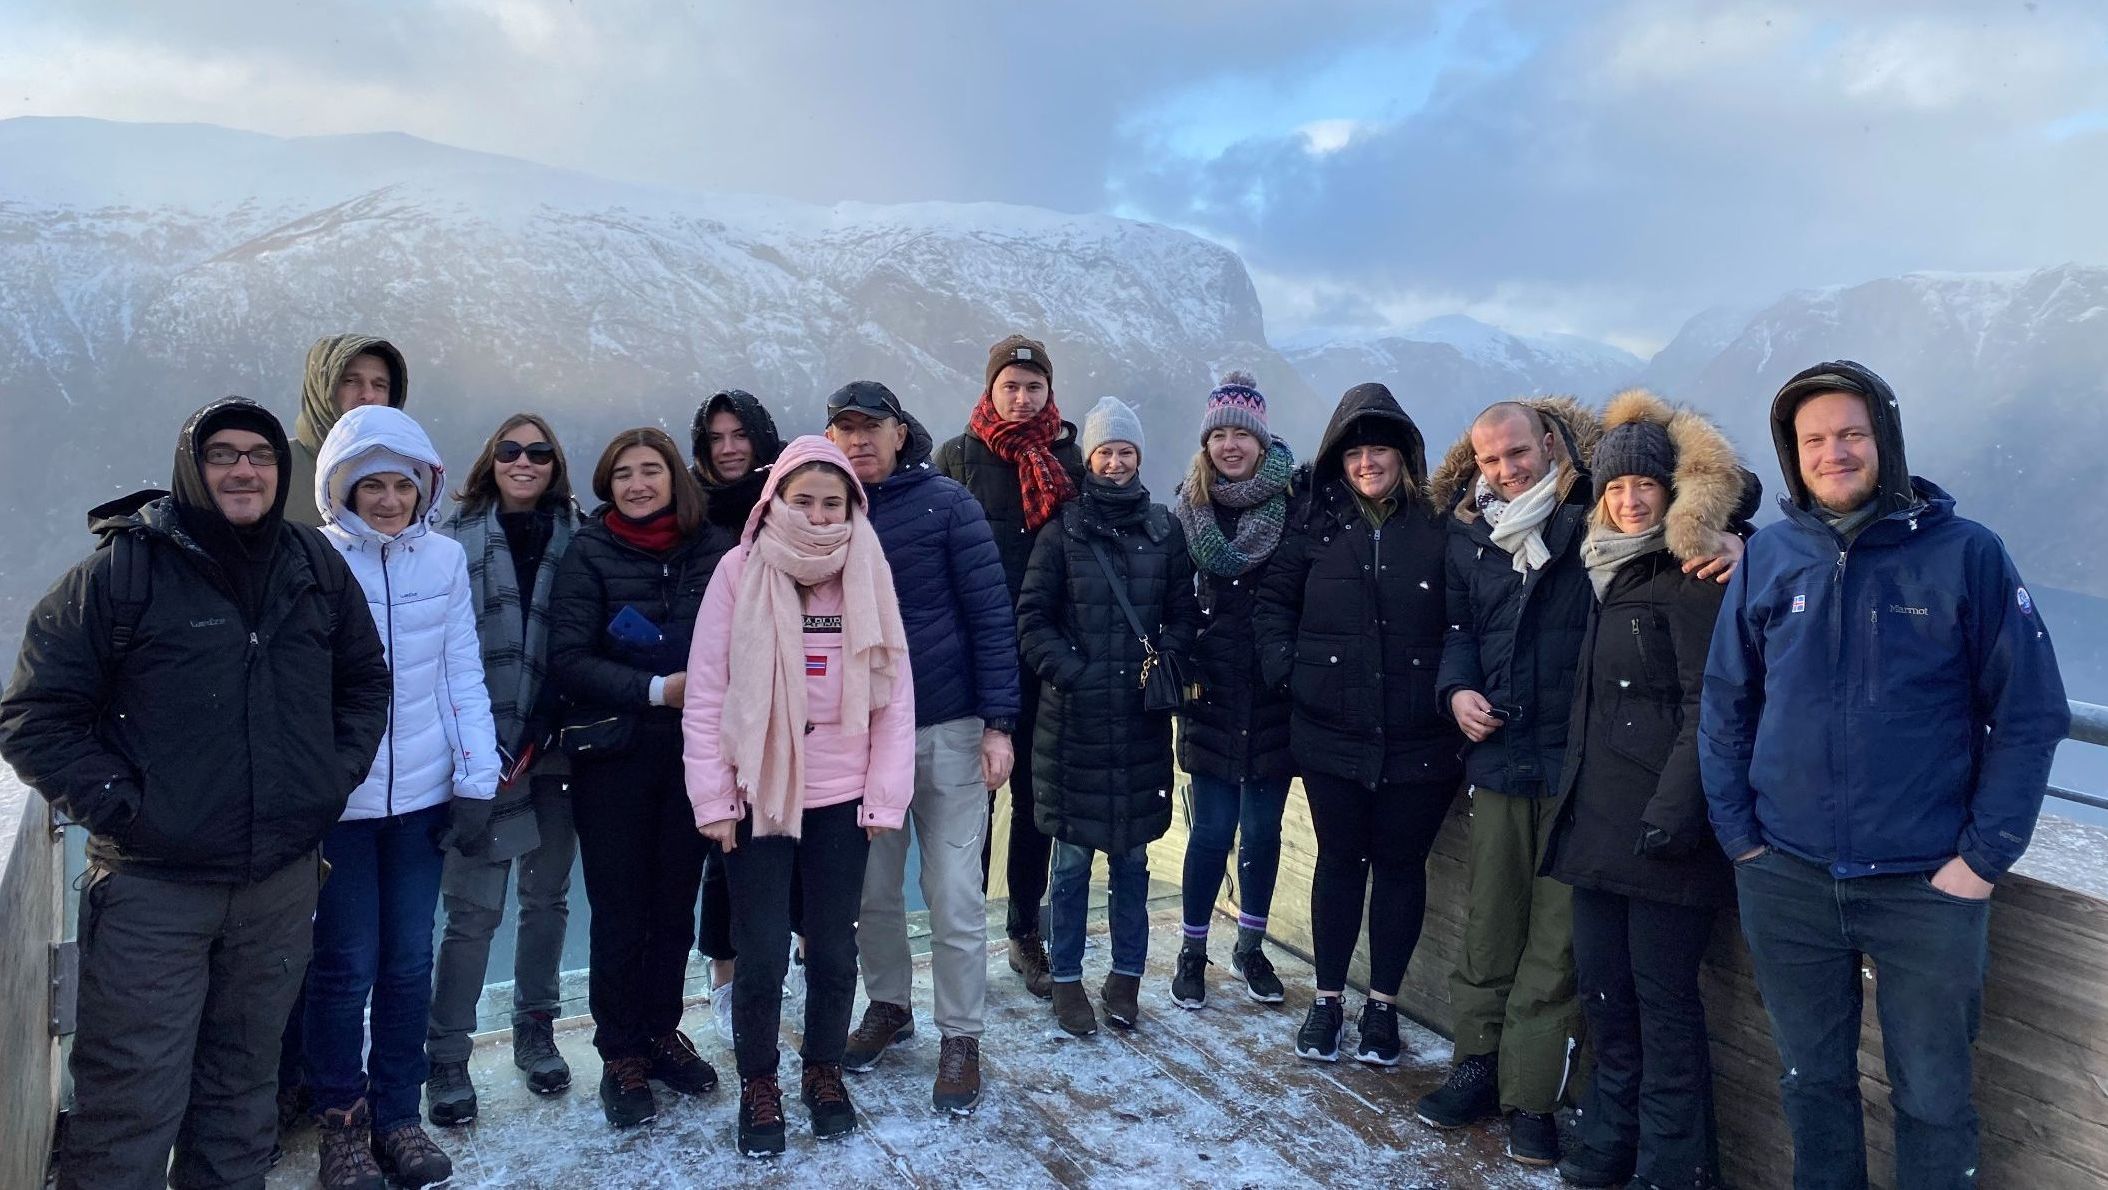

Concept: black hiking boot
[[648, 1029, 719, 1095], [1508, 1109, 1562, 1166], [513, 1011, 571, 1094], [315, 1099, 386, 1190], [371, 1119, 453, 1188], [598, 1056, 657, 1128], [424, 1059, 477, 1127], [801, 1061, 858, 1140], [738, 1075, 787, 1158], [1417, 1052, 1500, 1129]]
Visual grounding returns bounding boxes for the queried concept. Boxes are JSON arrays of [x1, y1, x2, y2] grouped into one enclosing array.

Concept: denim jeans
[[1046, 839, 1151, 982], [1179, 774, 1291, 936], [304, 804, 449, 1130], [1735, 848, 1991, 1190]]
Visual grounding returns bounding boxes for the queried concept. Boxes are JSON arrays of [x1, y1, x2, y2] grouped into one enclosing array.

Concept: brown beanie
[[985, 334, 1053, 392]]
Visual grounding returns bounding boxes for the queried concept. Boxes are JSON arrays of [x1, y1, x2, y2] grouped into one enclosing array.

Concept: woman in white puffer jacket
[[302, 403, 499, 1189]]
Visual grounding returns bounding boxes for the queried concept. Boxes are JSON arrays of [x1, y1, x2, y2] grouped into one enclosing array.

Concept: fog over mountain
[[3, 118, 2105, 661]]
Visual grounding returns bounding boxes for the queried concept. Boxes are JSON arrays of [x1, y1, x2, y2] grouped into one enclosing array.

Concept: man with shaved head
[[1419, 396, 1740, 1166]]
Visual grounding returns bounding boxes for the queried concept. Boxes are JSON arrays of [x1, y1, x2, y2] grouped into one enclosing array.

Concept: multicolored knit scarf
[[1175, 439, 1294, 577], [967, 392, 1077, 531]]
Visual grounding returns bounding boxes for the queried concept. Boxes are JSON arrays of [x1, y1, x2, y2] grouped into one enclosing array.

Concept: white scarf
[[1479, 463, 1564, 573]]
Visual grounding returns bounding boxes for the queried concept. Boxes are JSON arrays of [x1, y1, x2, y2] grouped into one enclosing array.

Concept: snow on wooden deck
[[268, 901, 1564, 1189]]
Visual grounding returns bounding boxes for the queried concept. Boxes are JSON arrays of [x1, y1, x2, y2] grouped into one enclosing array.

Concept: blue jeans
[[1735, 848, 1990, 1190], [1179, 774, 1290, 935], [1046, 840, 1151, 982], [304, 804, 449, 1130]]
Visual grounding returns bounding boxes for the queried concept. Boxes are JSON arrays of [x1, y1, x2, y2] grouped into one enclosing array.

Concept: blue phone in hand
[[607, 605, 665, 649]]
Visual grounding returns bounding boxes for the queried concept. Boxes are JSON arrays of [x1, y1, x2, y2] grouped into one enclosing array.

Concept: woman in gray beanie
[[1016, 396, 1202, 1036], [1540, 389, 1758, 1190]]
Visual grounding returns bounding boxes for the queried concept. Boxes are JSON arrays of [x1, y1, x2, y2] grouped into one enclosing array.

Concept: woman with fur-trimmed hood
[[1540, 390, 1758, 1190]]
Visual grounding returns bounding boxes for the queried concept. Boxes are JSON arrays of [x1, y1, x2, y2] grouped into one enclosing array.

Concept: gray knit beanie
[[1081, 395, 1145, 460], [1591, 419, 1676, 502]]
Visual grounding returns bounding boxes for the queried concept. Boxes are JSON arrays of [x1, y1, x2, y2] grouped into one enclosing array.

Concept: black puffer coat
[[1430, 399, 1601, 798], [1175, 498, 1296, 783], [1016, 479, 1202, 855], [1544, 389, 1761, 907], [691, 389, 785, 535], [935, 421, 1086, 601], [0, 400, 392, 883], [547, 511, 733, 746], [1253, 384, 1462, 789]]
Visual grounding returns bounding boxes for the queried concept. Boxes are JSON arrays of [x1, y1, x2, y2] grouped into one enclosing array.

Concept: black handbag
[[555, 709, 636, 759], [1086, 538, 1201, 714]]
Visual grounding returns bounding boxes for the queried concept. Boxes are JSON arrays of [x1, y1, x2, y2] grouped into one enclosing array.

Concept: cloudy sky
[[7, 0, 2107, 354]]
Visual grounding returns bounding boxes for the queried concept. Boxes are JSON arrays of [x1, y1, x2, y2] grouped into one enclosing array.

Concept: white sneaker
[[713, 979, 736, 1047]]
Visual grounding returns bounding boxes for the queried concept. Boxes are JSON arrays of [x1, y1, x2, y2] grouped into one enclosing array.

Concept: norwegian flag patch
[[806, 654, 828, 676]]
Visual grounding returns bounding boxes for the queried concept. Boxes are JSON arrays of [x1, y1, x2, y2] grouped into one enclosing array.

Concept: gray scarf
[[443, 500, 577, 755], [1582, 523, 1666, 599], [1814, 499, 1882, 545]]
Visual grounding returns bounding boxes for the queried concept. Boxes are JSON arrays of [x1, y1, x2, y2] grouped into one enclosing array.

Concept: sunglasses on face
[[201, 445, 280, 467], [494, 441, 557, 465]]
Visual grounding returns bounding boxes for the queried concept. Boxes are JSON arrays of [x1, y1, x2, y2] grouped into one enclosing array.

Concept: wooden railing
[[1154, 699, 2108, 1189]]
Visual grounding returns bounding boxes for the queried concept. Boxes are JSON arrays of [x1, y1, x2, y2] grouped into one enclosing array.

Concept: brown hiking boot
[[1101, 973, 1142, 1029], [315, 1099, 386, 1190], [933, 1035, 982, 1115], [371, 1119, 453, 1188], [842, 1000, 915, 1072], [1008, 933, 1054, 999], [1051, 980, 1098, 1036]]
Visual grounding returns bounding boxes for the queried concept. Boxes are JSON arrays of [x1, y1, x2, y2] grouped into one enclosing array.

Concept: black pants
[[985, 670, 1052, 938], [1571, 886, 1720, 1189], [64, 854, 319, 1190], [724, 799, 870, 1078], [571, 739, 708, 1061], [698, 846, 803, 962], [1303, 773, 1456, 995]]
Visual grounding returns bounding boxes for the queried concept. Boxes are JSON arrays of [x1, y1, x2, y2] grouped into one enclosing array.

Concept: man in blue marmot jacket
[[824, 380, 1020, 1115], [1701, 359, 2067, 1190]]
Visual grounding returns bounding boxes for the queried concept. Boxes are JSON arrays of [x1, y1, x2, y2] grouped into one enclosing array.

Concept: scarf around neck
[[721, 499, 909, 838], [1175, 440, 1293, 577], [606, 504, 682, 554], [1082, 473, 1150, 533], [1478, 463, 1564, 573], [1582, 523, 1666, 599], [968, 393, 1077, 532]]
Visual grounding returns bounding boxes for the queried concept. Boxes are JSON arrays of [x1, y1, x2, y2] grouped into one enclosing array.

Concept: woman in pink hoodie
[[683, 435, 915, 1159]]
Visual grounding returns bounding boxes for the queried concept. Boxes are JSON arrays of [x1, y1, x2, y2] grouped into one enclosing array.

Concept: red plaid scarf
[[967, 393, 1076, 531]]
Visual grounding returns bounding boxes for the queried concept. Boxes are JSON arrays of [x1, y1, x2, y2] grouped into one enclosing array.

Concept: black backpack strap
[[106, 532, 153, 661]]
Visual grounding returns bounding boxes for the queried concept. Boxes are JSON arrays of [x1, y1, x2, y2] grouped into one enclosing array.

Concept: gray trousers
[[426, 776, 577, 1063], [859, 717, 991, 1039], [62, 853, 320, 1190]]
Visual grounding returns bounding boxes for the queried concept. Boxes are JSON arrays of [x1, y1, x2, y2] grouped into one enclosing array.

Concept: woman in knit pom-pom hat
[[1166, 372, 1300, 1010]]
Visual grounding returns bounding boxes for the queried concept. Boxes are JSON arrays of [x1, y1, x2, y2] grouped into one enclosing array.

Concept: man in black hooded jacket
[[0, 397, 390, 1190]]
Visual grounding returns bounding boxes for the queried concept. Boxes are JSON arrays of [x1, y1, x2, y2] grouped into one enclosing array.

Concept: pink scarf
[[721, 486, 907, 837]]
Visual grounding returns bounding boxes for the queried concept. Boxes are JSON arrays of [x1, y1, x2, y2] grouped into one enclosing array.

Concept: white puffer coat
[[317, 405, 499, 820]]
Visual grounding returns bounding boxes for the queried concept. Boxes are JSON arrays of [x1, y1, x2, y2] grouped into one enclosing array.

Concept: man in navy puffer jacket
[[824, 380, 1021, 1115], [1701, 359, 2067, 1190]]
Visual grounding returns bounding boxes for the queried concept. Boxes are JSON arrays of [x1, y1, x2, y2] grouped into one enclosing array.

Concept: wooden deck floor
[[267, 901, 1565, 1189]]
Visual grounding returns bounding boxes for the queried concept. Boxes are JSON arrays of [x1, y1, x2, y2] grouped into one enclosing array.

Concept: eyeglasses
[[494, 442, 556, 465], [201, 445, 280, 467]]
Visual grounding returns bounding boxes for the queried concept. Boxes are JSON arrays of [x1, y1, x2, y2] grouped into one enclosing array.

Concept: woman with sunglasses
[[423, 415, 584, 1129]]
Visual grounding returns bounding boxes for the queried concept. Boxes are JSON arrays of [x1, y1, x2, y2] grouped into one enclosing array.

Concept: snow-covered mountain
[[1641, 265, 2108, 597], [1280, 315, 1643, 444], [0, 117, 1322, 615]]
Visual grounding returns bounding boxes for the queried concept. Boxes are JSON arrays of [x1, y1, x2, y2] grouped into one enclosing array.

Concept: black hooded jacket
[[936, 419, 1087, 602], [691, 389, 786, 534], [1017, 477, 1202, 855], [0, 398, 392, 883], [1252, 383, 1462, 789], [1433, 402, 1598, 798]]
